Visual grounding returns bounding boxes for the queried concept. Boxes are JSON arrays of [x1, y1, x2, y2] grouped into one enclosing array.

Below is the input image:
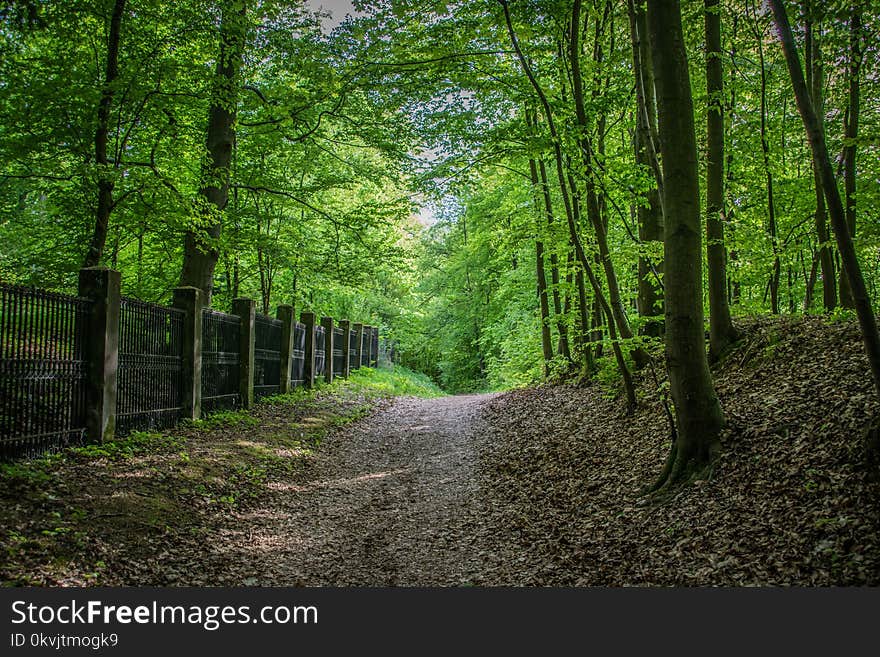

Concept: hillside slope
[[476, 315, 880, 585]]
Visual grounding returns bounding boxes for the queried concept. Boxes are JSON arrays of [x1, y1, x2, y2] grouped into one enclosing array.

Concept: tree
[[647, 0, 725, 487], [768, 0, 880, 399], [179, 1, 247, 301], [705, 0, 739, 359]]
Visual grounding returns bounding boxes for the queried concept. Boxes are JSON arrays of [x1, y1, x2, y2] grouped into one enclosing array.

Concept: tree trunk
[[647, 0, 725, 488], [537, 158, 571, 360], [627, 0, 664, 338], [83, 0, 126, 269], [756, 24, 781, 314], [804, 5, 837, 312], [570, 0, 649, 368], [576, 268, 595, 373], [179, 2, 246, 302], [501, 0, 635, 408], [705, 0, 739, 359], [528, 156, 555, 372], [839, 3, 861, 309], [768, 0, 880, 399]]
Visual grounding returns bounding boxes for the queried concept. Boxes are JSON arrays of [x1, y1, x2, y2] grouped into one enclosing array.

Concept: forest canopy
[[1, 0, 878, 399]]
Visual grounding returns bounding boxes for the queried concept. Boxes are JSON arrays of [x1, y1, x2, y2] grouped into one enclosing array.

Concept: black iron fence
[[291, 322, 306, 387], [116, 297, 184, 436], [349, 329, 360, 370], [332, 327, 344, 376], [0, 283, 92, 459], [201, 309, 241, 413], [254, 313, 282, 399], [0, 272, 381, 460], [314, 325, 326, 378]]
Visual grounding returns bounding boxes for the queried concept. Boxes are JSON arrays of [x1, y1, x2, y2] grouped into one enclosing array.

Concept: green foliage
[[1, 0, 879, 397], [343, 365, 445, 398]]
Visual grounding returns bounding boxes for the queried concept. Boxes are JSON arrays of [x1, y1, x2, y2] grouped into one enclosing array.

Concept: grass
[[342, 364, 445, 398]]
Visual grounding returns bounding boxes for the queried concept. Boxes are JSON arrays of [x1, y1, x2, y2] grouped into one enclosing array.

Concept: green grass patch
[[341, 364, 445, 398]]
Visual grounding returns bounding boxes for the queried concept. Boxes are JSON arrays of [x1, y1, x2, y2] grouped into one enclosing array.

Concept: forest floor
[[1, 316, 879, 585]]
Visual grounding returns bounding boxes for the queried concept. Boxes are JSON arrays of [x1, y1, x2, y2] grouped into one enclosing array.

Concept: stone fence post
[[78, 267, 121, 443], [172, 286, 204, 420]]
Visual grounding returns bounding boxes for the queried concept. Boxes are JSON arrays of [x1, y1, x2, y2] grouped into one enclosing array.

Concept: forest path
[[221, 394, 505, 585]]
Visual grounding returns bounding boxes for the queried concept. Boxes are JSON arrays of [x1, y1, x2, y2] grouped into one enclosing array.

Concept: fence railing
[[0, 269, 385, 460], [201, 308, 241, 413], [116, 297, 184, 435], [254, 313, 282, 400], [0, 283, 91, 459]]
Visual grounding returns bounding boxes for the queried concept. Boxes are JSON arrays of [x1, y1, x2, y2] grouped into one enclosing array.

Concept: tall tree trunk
[[179, 2, 246, 302], [83, 0, 126, 268], [705, 0, 739, 359], [627, 0, 664, 337], [537, 158, 570, 359], [529, 156, 555, 372], [570, 0, 650, 368], [501, 0, 635, 408], [768, 0, 880, 399], [648, 0, 725, 488], [804, 4, 837, 311], [839, 2, 861, 309], [576, 269, 595, 373], [755, 22, 781, 314]]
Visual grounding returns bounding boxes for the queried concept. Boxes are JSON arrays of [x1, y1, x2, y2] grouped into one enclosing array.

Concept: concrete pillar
[[321, 316, 334, 384], [172, 286, 204, 420], [78, 267, 121, 443], [339, 320, 351, 378], [277, 305, 295, 394], [232, 298, 255, 408], [353, 322, 364, 370], [301, 311, 316, 388]]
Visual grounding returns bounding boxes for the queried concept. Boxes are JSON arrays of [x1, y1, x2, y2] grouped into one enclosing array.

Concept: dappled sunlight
[[267, 468, 411, 494]]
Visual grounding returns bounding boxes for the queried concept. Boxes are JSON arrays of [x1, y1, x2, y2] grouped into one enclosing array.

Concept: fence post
[[363, 325, 372, 368], [321, 316, 334, 384], [353, 322, 364, 369], [173, 286, 204, 421], [301, 311, 316, 388], [233, 298, 255, 408], [277, 305, 295, 394], [371, 326, 379, 367], [339, 320, 351, 378], [364, 325, 372, 367], [78, 267, 121, 443]]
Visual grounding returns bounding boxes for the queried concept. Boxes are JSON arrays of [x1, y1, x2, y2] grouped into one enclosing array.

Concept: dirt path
[[219, 394, 502, 585]]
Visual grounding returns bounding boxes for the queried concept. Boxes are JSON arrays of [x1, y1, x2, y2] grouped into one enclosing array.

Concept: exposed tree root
[[642, 441, 718, 498]]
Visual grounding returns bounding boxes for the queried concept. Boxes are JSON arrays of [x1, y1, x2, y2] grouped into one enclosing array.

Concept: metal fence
[[116, 297, 184, 435], [349, 329, 360, 370], [0, 283, 91, 459], [201, 309, 240, 413], [371, 329, 379, 367], [314, 325, 326, 378], [332, 327, 344, 376], [254, 313, 282, 399], [1, 273, 379, 459], [291, 322, 306, 387]]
